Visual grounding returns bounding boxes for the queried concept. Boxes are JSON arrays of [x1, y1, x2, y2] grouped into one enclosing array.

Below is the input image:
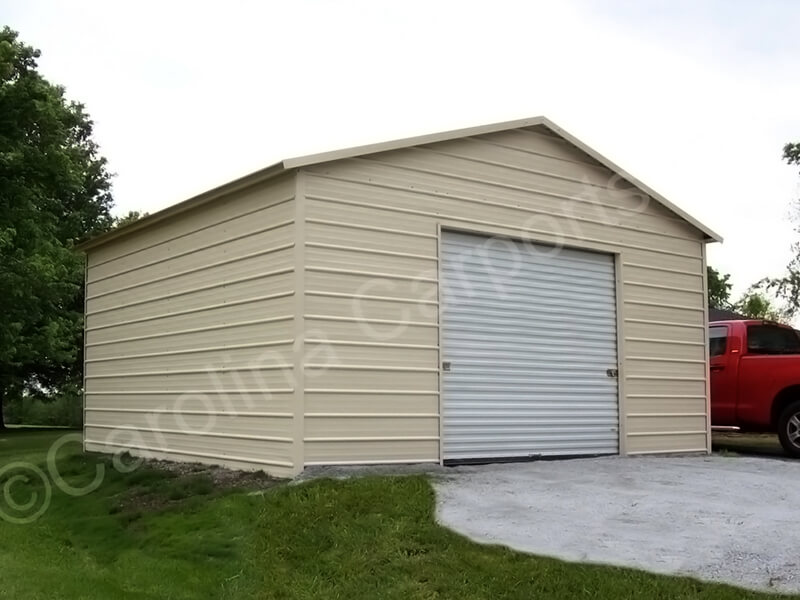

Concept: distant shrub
[[4, 391, 83, 428]]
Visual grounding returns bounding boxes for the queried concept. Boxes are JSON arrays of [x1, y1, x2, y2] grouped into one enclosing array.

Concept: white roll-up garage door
[[441, 231, 619, 462]]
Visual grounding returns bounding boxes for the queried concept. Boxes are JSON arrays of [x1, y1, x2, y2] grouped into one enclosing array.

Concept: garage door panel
[[445, 249, 616, 281], [445, 373, 618, 385], [443, 358, 619, 371], [446, 396, 619, 407], [446, 421, 620, 433], [440, 338, 617, 357], [446, 435, 619, 459], [442, 303, 616, 328], [444, 257, 616, 289], [443, 275, 615, 299], [442, 320, 616, 340], [442, 230, 619, 460]]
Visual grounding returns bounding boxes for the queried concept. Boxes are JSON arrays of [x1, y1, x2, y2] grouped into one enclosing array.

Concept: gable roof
[[77, 116, 722, 251]]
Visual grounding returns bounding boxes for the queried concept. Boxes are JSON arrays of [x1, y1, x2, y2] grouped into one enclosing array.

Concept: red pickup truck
[[711, 320, 800, 457]]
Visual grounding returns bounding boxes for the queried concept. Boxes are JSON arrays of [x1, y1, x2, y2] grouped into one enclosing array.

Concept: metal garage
[[78, 116, 721, 477], [441, 231, 619, 462]]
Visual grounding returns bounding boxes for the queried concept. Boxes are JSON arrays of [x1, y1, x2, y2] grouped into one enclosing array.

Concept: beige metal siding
[[300, 125, 708, 463], [84, 174, 297, 477]]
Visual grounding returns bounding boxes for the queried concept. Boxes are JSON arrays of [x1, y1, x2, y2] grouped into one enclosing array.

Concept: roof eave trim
[[76, 161, 288, 251], [538, 118, 723, 243], [282, 116, 549, 169]]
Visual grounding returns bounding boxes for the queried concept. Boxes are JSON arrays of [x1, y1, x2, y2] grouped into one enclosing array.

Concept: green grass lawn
[[0, 429, 795, 599], [0, 428, 269, 599]]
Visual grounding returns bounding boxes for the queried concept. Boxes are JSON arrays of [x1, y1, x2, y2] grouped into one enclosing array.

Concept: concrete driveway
[[435, 455, 800, 594]]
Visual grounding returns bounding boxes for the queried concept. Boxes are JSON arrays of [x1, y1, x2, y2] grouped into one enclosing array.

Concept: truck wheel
[[778, 401, 800, 458]]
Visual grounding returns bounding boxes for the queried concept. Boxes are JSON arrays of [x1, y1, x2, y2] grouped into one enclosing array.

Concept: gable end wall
[[298, 125, 709, 464]]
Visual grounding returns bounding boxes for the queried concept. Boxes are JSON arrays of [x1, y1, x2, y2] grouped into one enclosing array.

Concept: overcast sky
[[5, 0, 800, 295]]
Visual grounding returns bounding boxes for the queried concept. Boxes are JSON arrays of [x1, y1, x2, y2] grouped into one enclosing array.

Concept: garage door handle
[[606, 368, 618, 378], [710, 365, 724, 372], [442, 362, 452, 372]]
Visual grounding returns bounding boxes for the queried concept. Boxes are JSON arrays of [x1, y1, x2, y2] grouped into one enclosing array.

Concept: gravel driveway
[[435, 455, 800, 594]]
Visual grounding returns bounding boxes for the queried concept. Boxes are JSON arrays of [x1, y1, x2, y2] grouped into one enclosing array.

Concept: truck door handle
[[710, 365, 724, 372]]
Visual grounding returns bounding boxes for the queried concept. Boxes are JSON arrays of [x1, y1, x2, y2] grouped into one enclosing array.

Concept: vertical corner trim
[[82, 254, 89, 453], [701, 243, 712, 454], [291, 170, 307, 474], [435, 222, 444, 465], [614, 252, 628, 456]]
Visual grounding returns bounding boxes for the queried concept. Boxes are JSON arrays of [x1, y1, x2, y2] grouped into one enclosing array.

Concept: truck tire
[[778, 401, 800, 458]]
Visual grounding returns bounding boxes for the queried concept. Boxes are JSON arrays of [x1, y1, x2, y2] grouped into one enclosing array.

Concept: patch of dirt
[[113, 457, 281, 514], [116, 491, 175, 515], [148, 458, 279, 487]]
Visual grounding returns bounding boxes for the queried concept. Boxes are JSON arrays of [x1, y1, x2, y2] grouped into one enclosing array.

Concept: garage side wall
[[84, 174, 297, 476], [299, 125, 708, 463]]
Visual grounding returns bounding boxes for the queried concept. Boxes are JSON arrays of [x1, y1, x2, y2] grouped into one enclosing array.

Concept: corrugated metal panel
[[85, 321, 294, 358], [304, 416, 439, 437], [85, 411, 294, 438], [303, 316, 437, 346], [311, 160, 702, 254], [302, 342, 438, 368], [83, 441, 296, 477], [624, 432, 708, 454], [304, 392, 438, 415], [84, 427, 294, 471], [84, 175, 297, 476], [85, 392, 295, 414], [305, 219, 438, 255], [302, 368, 438, 391], [440, 230, 619, 460], [85, 343, 294, 375], [87, 174, 296, 264], [86, 217, 294, 295], [304, 439, 439, 464], [86, 248, 294, 312], [86, 297, 293, 345], [85, 273, 294, 330]]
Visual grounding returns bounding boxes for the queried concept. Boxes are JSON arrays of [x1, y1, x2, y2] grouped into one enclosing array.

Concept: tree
[[114, 210, 148, 228], [784, 142, 800, 167], [758, 142, 800, 319], [0, 28, 114, 428], [707, 266, 732, 309], [735, 290, 782, 321]]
